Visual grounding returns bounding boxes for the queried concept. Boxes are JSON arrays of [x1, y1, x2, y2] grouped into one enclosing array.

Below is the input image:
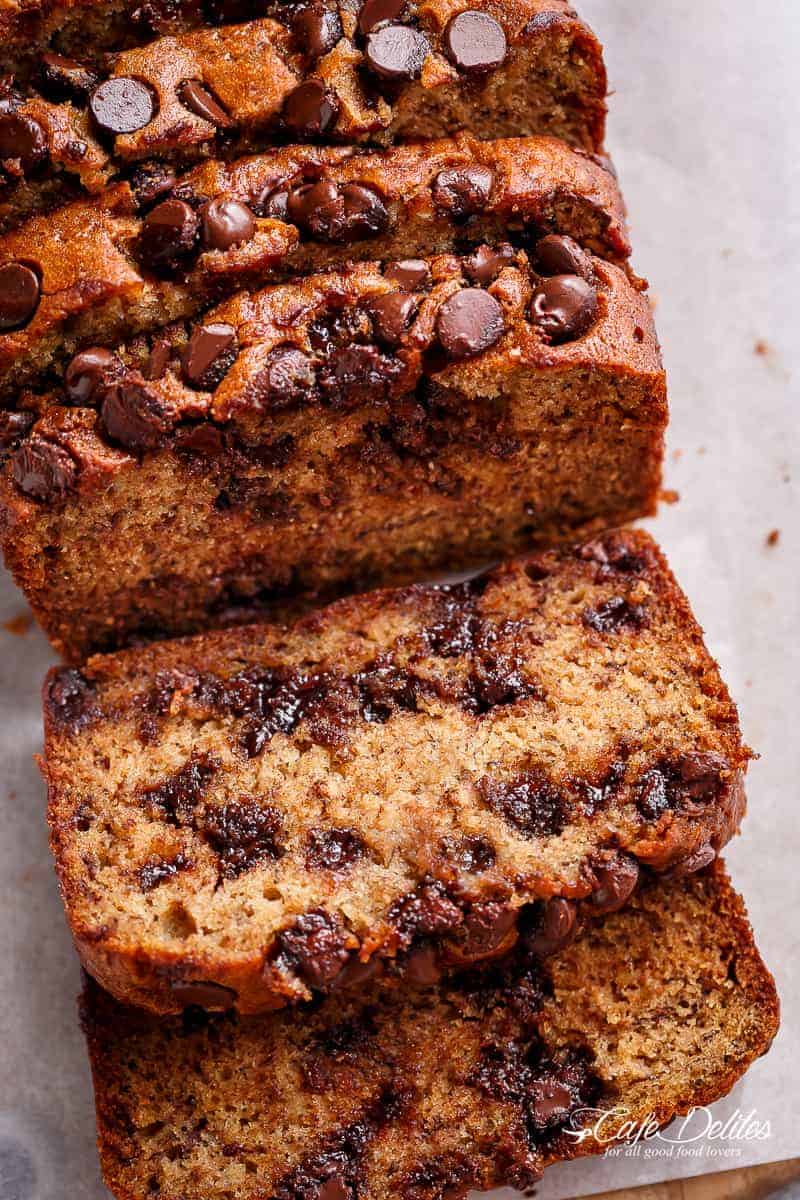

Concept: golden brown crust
[[0, 134, 626, 393], [44, 531, 748, 1015], [81, 863, 779, 1200], [0, 247, 665, 658]]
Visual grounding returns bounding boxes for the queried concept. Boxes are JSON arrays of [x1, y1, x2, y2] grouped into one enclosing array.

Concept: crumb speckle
[[672, 449, 683, 463], [754, 339, 770, 357], [765, 529, 780, 548], [660, 489, 679, 505]]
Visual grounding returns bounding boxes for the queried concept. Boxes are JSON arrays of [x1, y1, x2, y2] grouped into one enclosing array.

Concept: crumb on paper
[[672, 448, 683, 462], [2, 611, 33, 636], [660, 488, 679, 505], [766, 529, 780, 547], [754, 339, 771, 357], [697, 446, 707, 456]]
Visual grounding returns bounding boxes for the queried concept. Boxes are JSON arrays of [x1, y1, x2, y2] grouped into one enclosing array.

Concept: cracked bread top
[[81, 864, 778, 1200], [44, 531, 748, 1014]]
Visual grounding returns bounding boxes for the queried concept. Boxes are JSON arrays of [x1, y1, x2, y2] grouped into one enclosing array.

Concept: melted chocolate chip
[[636, 753, 729, 821], [305, 827, 365, 872], [282, 80, 339, 137], [403, 944, 442, 986], [384, 259, 430, 289], [0, 410, 34, 449], [272, 1118, 376, 1200], [46, 667, 98, 731], [201, 196, 256, 250], [463, 242, 514, 285], [578, 534, 654, 579], [443, 11, 507, 72], [143, 338, 171, 380], [276, 909, 353, 991], [139, 198, 200, 270], [101, 377, 173, 450], [0, 262, 41, 331], [530, 274, 598, 344], [177, 79, 233, 127], [39, 52, 99, 100], [89, 77, 156, 135], [203, 799, 284, 878], [12, 437, 76, 500], [522, 897, 576, 956], [64, 346, 121, 404], [287, 179, 389, 242], [359, 0, 404, 31], [140, 753, 218, 826], [478, 770, 567, 839], [444, 833, 496, 873], [455, 901, 516, 959], [293, 3, 343, 56], [388, 879, 462, 948], [582, 595, 648, 634], [129, 159, 177, 209], [402, 1154, 475, 1200], [138, 851, 192, 891], [367, 292, 417, 347], [364, 24, 429, 80], [587, 852, 639, 913], [0, 111, 47, 172], [317, 344, 403, 408], [181, 322, 237, 390], [534, 234, 593, 281], [436, 288, 504, 360], [432, 166, 494, 218], [249, 345, 316, 409], [169, 979, 237, 1010]]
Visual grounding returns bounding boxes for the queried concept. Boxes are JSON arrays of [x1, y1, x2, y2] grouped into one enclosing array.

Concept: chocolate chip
[[12, 436, 76, 501], [403, 944, 441, 986], [143, 338, 171, 380], [358, 0, 404, 33], [534, 233, 593, 281], [39, 52, 98, 100], [45, 667, 97, 731], [293, 3, 343, 57], [530, 274, 598, 344], [139, 198, 200, 269], [64, 346, 121, 404], [384, 259, 429, 289], [317, 343, 403, 408], [367, 292, 417, 347], [678, 751, 730, 799], [203, 799, 284, 878], [388, 879, 462, 947], [456, 901, 516, 959], [256, 183, 289, 220], [432, 165, 494, 218], [282, 80, 339, 137], [522, 897, 576, 956], [364, 25, 429, 80], [181, 322, 237, 390], [436, 288, 504, 360], [669, 843, 716, 877], [250, 345, 316, 409], [582, 595, 648, 634], [317, 1178, 350, 1200], [0, 111, 48, 171], [478, 770, 567, 839], [587, 852, 639, 913], [138, 851, 192, 891], [0, 262, 41, 330], [177, 79, 233, 127], [287, 179, 389, 242], [305, 828, 365, 872], [89, 77, 156, 136], [443, 11, 507, 72], [463, 242, 514, 285], [445, 834, 496, 873], [529, 1078, 575, 1129], [277, 909, 353, 991], [140, 752, 218, 824], [101, 378, 173, 450], [169, 979, 237, 1010], [129, 159, 177, 209], [0, 410, 35, 449], [202, 0, 253, 22], [201, 196, 256, 250]]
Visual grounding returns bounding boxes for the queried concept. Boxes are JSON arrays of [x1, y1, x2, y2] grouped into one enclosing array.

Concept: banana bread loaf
[[0, 133, 627, 392], [2, 244, 664, 658], [81, 864, 778, 1200], [44, 531, 748, 1014]]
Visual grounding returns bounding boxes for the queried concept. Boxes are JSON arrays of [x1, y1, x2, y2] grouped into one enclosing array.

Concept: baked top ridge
[[81, 863, 779, 1200], [1, 241, 661, 511], [44, 530, 748, 1014], [0, 132, 628, 395]]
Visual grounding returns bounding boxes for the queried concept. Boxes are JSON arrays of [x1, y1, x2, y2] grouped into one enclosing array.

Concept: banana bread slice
[[81, 865, 778, 1200], [0, 134, 627, 393], [2, 245, 664, 658], [44, 531, 748, 1014]]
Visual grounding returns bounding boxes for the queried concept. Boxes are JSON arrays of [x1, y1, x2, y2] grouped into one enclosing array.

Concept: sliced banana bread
[[2, 243, 664, 658], [45, 532, 747, 1014], [0, 133, 627, 392], [81, 865, 778, 1200]]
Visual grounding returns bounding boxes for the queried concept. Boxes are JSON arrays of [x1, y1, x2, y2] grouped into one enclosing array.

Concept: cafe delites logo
[[563, 1105, 772, 1161]]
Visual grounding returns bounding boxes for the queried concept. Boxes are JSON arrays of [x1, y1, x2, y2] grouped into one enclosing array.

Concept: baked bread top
[[81, 864, 779, 1200], [45, 531, 747, 1013]]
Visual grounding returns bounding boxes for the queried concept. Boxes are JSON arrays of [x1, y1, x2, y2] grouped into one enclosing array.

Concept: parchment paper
[[0, 1, 798, 1195]]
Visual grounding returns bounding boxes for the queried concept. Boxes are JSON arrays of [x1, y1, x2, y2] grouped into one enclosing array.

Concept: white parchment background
[[0, 1, 798, 1196]]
